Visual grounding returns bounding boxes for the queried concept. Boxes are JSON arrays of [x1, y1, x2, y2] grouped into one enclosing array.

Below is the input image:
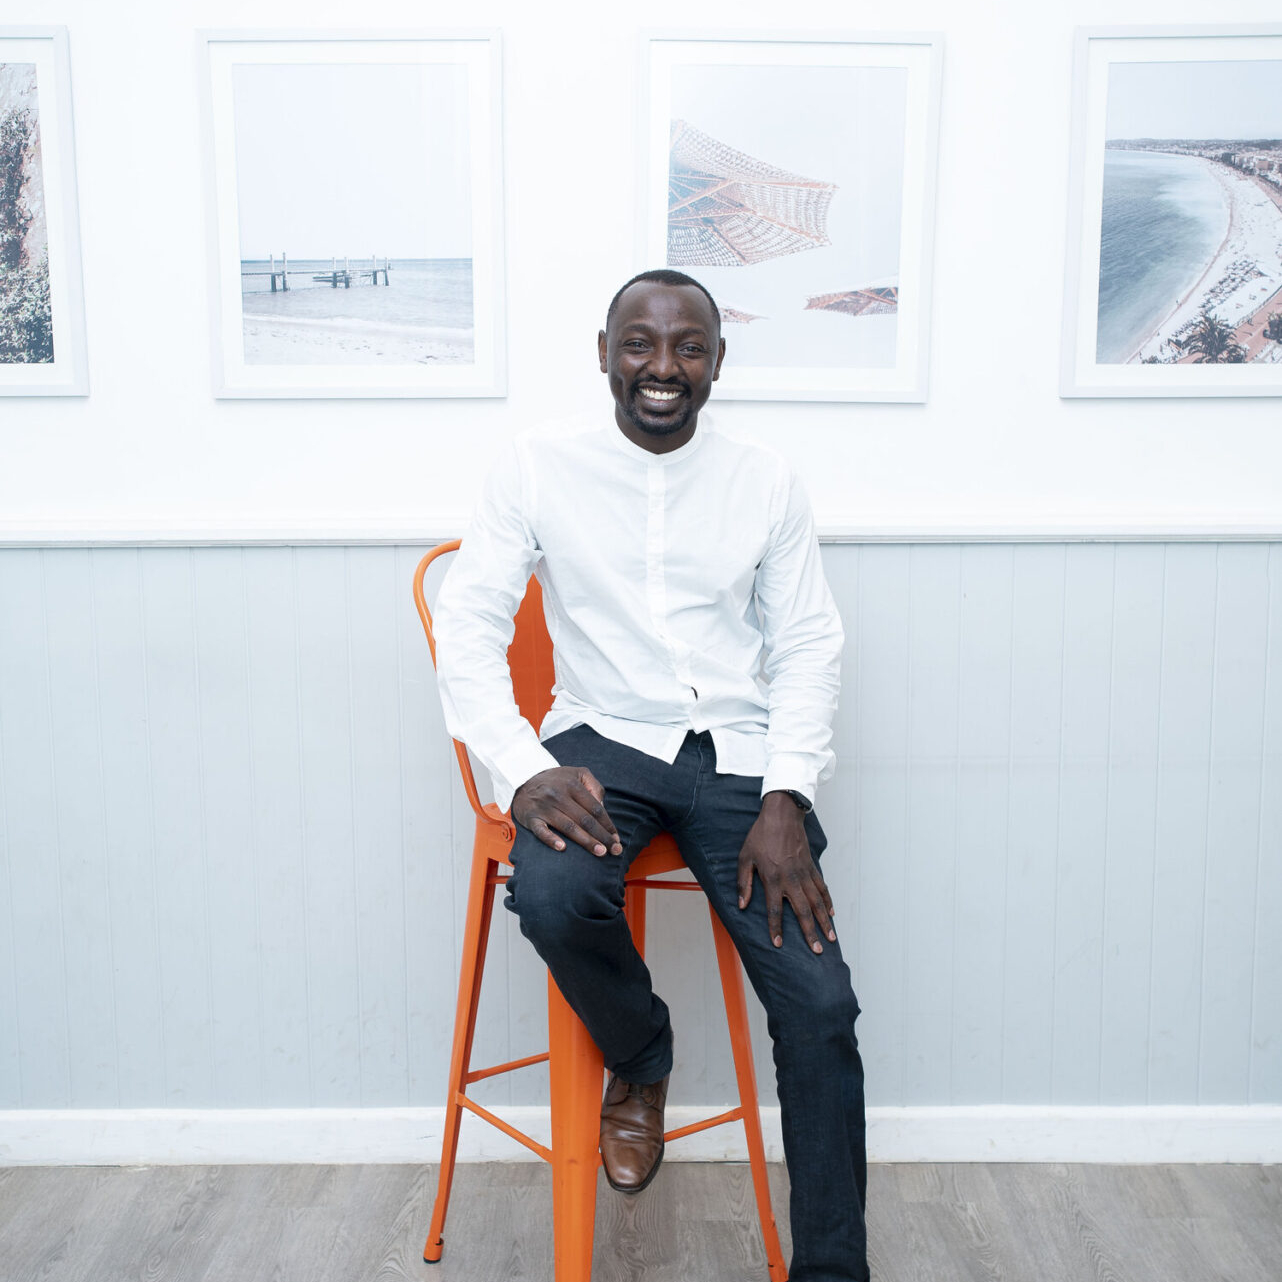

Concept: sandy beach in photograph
[[1129, 158, 1282, 364], [242, 314, 473, 366]]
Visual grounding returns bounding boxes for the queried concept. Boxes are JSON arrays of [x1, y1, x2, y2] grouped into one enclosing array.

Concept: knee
[[506, 839, 623, 950], [770, 967, 860, 1044]]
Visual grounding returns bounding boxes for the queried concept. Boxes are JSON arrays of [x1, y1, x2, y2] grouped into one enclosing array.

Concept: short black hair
[[605, 268, 721, 333]]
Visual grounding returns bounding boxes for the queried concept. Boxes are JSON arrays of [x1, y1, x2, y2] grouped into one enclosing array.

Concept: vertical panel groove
[[1049, 547, 1069, 1100], [1144, 546, 1168, 1104], [1096, 545, 1118, 1102], [87, 550, 122, 1104], [394, 549, 412, 1105], [240, 548, 266, 1103], [1195, 546, 1223, 1101], [188, 548, 216, 1099], [288, 548, 314, 1103], [1250, 546, 1280, 1101], [38, 551, 73, 1105], [342, 549, 364, 1103], [0, 570, 22, 1105], [136, 550, 168, 1099], [947, 549, 962, 1101], [998, 548, 1016, 1100], [899, 546, 914, 1106]]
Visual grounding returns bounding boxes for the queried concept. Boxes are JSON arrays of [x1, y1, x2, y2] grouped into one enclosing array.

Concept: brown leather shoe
[[599, 1072, 668, 1193]]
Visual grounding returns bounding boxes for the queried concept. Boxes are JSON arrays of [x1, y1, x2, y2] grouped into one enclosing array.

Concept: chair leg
[[424, 851, 501, 1263], [547, 973, 604, 1282], [710, 907, 789, 1282]]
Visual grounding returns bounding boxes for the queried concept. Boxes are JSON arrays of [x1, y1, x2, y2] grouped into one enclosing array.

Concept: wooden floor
[[1, 1162, 1279, 1281]]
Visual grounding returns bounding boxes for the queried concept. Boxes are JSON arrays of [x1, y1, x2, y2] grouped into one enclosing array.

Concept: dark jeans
[[505, 725, 868, 1282]]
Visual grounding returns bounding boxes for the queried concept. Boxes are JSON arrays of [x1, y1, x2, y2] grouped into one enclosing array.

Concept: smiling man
[[433, 269, 868, 1282]]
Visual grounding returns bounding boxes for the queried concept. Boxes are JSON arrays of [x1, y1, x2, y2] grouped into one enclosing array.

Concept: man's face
[[597, 281, 726, 454]]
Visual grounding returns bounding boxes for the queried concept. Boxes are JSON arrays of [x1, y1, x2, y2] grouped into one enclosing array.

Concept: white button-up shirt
[[433, 418, 843, 813]]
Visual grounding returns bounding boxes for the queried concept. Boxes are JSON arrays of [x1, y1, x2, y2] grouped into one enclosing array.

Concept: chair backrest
[[412, 539, 556, 821]]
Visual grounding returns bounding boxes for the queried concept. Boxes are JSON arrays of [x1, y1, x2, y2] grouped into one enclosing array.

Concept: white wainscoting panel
[[1, 544, 1279, 1144]]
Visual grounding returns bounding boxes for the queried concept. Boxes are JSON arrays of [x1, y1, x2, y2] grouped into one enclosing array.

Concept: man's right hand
[[511, 766, 623, 857]]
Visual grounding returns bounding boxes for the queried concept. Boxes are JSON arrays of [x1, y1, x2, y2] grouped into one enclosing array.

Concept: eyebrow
[[617, 322, 711, 339]]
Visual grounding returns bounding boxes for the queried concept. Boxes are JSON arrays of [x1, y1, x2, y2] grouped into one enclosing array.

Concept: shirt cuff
[[491, 739, 561, 814], [761, 754, 817, 808]]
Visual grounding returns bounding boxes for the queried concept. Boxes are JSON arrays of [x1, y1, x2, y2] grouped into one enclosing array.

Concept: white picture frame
[[0, 27, 88, 397], [201, 30, 505, 399], [641, 31, 942, 403], [1061, 26, 1282, 398]]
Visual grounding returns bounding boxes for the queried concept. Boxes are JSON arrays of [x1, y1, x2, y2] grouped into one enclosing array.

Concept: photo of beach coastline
[[1096, 56, 1282, 369], [230, 60, 474, 368]]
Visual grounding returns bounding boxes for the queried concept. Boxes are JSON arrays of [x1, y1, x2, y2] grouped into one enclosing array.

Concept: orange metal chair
[[413, 540, 787, 1282]]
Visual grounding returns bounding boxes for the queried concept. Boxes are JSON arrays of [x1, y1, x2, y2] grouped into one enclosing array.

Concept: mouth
[[633, 382, 688, 410]]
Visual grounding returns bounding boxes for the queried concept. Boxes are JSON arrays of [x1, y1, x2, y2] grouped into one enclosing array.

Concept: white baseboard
[[2, 1104, 1280, 1167]]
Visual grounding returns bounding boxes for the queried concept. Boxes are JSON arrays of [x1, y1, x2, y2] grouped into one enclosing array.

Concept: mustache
[[628, 377, 689, 396]]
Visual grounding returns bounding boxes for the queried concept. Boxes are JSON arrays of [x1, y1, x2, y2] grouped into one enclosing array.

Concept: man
[[433, 269, 868, 1281]]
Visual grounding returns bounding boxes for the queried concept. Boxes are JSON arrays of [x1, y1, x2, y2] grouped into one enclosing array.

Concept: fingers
[[765, 883, 784, 950], [751, 866, 837, 954], [812, 869, 838, 942], [567, 779, 622, 855], [513, 768, 622, 857], [525, 816, 568, 852], [782, 876, 823, 953]]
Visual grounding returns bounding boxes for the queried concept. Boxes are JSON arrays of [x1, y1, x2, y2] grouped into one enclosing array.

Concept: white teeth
[[641, 388, 680, 401]]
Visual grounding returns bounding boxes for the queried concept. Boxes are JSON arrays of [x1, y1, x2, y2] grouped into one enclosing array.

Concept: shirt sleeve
[[754, 465, 844, 805], [432, 443, 560, 812]]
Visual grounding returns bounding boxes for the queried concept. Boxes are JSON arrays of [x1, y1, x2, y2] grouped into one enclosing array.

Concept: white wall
[[3, 0, 1281, 542], [3, 0, 1282, 1163]]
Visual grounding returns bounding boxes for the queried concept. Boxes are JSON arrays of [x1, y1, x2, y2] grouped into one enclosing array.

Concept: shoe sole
[[603, 1141, 665, 1194]]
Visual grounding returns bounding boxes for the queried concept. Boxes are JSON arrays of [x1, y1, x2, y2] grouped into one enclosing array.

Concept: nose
[[648, 342, 679, 380]]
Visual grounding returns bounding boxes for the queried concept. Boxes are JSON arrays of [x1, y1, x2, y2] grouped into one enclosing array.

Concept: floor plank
[[0, 1162, 1278, 1281]]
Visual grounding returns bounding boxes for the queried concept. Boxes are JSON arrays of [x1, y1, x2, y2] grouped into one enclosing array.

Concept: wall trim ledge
[[2, 1104, 1279, 1166], [1, 519, 1280, 547]]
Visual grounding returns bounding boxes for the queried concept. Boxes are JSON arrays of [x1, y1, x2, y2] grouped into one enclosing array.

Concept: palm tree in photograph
[[1184, 310, 1246, 363], [1264, 312, 1282, 344]]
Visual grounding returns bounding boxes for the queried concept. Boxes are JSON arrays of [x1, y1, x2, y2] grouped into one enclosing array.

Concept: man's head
[[598, 269, 726, 454]]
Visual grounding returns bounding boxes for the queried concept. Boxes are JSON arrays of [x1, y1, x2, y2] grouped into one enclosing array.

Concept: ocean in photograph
[[239, 257, 473, 366], [1096, 152, 1226, 364]]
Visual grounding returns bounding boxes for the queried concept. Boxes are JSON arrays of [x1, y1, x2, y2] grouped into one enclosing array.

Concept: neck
[[614, 409, 698, 455]]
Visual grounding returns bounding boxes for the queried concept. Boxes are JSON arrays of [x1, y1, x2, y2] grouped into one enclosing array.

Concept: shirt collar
[[608, 416, 713, 466]]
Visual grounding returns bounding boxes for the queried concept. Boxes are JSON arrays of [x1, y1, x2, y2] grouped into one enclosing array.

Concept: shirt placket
[[645, 462, 697, 718]]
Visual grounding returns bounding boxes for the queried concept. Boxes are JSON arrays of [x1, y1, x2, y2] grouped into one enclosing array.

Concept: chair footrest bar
[[663, 1107, 744, 1143], [457, 1093, 554, 1162], [464, 1050, 551, 1084]]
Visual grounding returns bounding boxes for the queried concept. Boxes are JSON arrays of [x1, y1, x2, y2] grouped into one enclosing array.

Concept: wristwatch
[[783, 789, 813, 814]]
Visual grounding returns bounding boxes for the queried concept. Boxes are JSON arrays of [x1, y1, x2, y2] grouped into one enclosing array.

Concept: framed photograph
[[1062, 26, 1282, 397], [641, 32, 942, 403], [0, 27, 88, 396], [202, 30, 505, 398]]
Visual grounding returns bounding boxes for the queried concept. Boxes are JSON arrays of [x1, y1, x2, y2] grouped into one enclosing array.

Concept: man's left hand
[[737, 791, 837, 953]]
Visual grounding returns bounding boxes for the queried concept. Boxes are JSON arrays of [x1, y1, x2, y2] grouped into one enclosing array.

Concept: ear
[[598, 329, 608, 373], [712, 336, 726, 381]]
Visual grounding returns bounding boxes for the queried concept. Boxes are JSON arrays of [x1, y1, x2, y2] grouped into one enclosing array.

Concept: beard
[[621, 378, 695, 437]]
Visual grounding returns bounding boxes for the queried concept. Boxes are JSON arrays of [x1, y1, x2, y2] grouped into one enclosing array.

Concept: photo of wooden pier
[[244, 254, 393, 292]]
